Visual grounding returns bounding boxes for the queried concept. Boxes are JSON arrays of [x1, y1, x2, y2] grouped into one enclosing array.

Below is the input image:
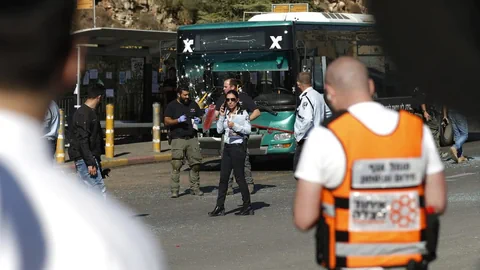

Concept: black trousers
[[293, 139, 305, 180], [217, 143, 251, 207], [46, 139, 57, 159]]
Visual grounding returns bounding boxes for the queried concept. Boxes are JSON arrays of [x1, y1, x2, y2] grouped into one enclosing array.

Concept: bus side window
[[313, 56, 324, 92]]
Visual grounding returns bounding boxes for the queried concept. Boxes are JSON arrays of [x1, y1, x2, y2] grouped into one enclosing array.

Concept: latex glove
[[194, 117, 201, 124], [178, 115, 187, 123]]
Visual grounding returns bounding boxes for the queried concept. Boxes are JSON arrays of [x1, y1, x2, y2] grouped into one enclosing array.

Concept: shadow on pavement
[[232, 184, 276, 194], [114, 135, 152, 145], [133, 213, 150, 218], [199, 185, 218, 194], [224, 201, 271, 215], [197, 156, 294, 172], [114, 152, 130, 158], [200, 160, 221, 171], [199, 184, 277, 195], [253, 184, 276, 193]]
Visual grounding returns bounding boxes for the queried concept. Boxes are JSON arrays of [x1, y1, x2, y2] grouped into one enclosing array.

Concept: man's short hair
[[297, 72, 312, 85], [226, 78, 239, 89], [0, 1, 75, 91], [176, 85, 189, 94], [87, 84, 105, 99]]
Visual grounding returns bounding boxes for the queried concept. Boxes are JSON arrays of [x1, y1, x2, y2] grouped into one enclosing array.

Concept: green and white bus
[[176, 12, 427, 158]]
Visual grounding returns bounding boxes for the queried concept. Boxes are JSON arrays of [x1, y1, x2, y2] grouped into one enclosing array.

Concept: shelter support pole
[[152, 103, 161, 153], [56, 109, 66, 164], [76, 45, 81, 109], [105, 104, 115, 158], [93, 0, 96, 28]]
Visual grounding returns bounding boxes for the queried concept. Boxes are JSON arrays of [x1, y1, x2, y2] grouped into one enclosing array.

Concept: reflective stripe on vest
[[320, 110, 427, 269], [322, 203, 335, 217], [336, 242, 427, 257]]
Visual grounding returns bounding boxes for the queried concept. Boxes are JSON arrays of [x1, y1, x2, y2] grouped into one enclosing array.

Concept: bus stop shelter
[[67, 27, 177, 128]]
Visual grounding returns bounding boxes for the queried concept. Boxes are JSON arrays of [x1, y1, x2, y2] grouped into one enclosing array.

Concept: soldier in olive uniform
[[164, 87, 204, 198]]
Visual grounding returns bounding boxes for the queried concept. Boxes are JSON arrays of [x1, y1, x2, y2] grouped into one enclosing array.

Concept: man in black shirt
[[164, 86, 204, 198], [214, 78, 260, 194], [69, 84, 106, 198], [416, 87, 449, 160]]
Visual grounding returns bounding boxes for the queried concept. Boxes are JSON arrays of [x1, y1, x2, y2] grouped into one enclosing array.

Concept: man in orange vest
[[293, 56, 447, 270]]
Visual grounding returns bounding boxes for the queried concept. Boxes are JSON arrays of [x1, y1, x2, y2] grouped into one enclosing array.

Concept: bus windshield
[[177, 51, 294, 103]]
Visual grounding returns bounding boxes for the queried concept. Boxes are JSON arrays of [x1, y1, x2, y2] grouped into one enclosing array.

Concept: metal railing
[[57, 93, 163, 123]]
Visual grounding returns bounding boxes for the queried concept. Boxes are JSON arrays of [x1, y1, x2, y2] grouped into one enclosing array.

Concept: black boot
[[235, 204, 254, 216], [208, 205, 225, 217]]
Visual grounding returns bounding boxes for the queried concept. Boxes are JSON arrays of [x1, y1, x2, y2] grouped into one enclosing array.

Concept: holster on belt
[[401, 213, 440, 270], [425, 213, 440, 262], [167, 130, 172, 145], [315, 215, 329, 267], [242, 136, 248, 152], [406, 260, 429, 270]]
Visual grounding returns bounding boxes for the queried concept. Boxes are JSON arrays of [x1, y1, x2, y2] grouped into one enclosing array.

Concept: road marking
[[446, 172, 476, 181]]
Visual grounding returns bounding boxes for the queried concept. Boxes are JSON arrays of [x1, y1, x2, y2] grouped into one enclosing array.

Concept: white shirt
[[294, 87, 332, 142], [295, 101, 444, 187], [42, 101, 60, 140], [0, 110, 167, 270], [217, 109, 251, 144]]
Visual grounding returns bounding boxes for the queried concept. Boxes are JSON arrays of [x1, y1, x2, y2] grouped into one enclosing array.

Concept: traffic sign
[[272, 4, 289, 13], [77, 0, 93, 10], [290, 4, 309, 12], [272, 3, 309, 13]]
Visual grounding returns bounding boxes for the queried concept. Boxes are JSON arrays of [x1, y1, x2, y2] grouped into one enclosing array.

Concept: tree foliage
[[195, 0, 328, 23], [74, 0, 366, 31]]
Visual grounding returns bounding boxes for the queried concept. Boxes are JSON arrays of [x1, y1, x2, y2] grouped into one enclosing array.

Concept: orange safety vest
[[319, 110, 428, 269]]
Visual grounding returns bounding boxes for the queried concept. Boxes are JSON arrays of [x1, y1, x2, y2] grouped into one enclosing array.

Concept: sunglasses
[[226, 98, 237, 102]]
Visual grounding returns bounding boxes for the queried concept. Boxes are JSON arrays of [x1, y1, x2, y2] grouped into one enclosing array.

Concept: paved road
[[105, 143, 480, 270]]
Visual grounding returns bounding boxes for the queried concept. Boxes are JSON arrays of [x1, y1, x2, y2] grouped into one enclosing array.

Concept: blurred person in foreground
[[0, 1, 166, 269], [293, 57, 446, 269]]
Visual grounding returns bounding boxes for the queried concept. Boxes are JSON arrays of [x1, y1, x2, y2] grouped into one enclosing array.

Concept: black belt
[[172, 135, 196, 140], [225, 143, 244, 147]]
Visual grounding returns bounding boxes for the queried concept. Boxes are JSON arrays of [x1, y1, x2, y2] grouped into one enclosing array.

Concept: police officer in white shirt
[[293, 72, 331, 174], [0, 2, 166, 269]]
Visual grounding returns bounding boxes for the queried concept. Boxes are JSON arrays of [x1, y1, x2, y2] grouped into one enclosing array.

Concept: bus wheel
[[440, 121, 454, 146]]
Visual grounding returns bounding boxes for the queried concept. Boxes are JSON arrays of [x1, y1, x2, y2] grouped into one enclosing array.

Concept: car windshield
[[177, 51, 294, 103]]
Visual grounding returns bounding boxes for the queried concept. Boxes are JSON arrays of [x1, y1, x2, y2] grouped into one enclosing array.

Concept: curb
[[57, 153, 172, 170]]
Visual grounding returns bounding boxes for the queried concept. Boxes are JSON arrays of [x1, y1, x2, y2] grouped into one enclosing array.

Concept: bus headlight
[[272, 143, 292, 149], [274, 133, 292, 141]]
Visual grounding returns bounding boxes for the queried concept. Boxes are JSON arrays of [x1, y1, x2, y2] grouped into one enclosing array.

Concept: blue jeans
[[449, 109, 468, 157], [75, 159, 106, 198]]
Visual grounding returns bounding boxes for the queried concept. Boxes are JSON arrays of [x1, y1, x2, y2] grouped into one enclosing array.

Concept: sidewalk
[[57, 140, 172, 171]]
